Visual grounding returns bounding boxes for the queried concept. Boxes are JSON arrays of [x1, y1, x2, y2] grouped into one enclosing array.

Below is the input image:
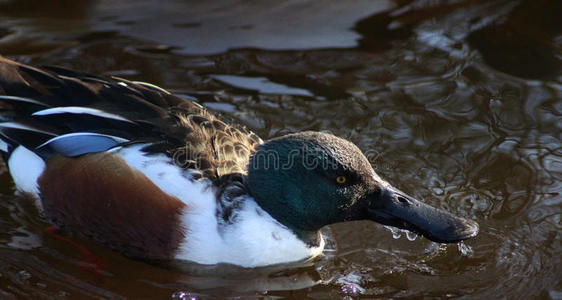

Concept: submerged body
[[0, 56, 478, 267]]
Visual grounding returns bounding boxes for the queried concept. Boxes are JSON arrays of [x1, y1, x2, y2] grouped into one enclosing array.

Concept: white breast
[[177, 198, 325, 267], [117, 144, 325, 267]]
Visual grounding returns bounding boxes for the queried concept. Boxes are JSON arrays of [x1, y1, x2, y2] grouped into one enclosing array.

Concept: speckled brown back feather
[[0, 56, 262, 181]]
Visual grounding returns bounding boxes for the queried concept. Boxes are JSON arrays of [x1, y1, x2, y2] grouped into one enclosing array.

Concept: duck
[[0, 56, 478, 268]]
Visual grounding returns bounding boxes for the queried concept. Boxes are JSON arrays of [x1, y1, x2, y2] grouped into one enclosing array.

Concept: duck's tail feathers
[[0, 94, 141, 161], [0, 58, 165, 163], [0, 102, 135, 197], [0, 120, 57, 158]]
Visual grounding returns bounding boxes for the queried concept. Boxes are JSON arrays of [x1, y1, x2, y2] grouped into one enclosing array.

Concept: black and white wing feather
[[0, 56, 261, 180]]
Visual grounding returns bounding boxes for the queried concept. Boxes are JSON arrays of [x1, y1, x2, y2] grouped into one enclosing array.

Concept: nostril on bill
[[397, 196, 409, 205]]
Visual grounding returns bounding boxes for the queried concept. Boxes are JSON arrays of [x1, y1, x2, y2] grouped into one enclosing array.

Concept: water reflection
[[0, 0, 560, 298]]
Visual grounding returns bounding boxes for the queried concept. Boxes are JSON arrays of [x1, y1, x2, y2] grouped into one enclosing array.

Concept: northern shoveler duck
[[0, 56, 478, 267]]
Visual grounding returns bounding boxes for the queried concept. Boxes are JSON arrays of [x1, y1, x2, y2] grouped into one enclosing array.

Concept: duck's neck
[[220, 173, 323, 248], [256, 200, 323, 247], [249, 197, 323, 247], [290, 228, 323, 247]]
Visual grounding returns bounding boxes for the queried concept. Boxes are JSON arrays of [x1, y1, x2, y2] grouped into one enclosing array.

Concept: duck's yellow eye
[[336, 176, 347, 184]]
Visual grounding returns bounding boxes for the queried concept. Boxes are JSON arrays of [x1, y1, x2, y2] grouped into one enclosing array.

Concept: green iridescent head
[[247, 131, 478, 245]]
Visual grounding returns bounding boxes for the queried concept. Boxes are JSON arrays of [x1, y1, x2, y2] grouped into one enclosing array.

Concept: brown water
[[0, 0, 561, 299]]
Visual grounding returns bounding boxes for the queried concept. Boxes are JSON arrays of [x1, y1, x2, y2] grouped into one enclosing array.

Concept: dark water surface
[[0, 0, 561, 299]]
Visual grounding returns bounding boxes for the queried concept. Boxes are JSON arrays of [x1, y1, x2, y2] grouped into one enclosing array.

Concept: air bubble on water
[[336, 271, 366, 295], [57, 291, 70, 298], [171, 291, 197, 300], [384, 226, 401, 239], [18, 270, 31, 281], [36, 282, 47, 289], [457, 241, 474, 257]]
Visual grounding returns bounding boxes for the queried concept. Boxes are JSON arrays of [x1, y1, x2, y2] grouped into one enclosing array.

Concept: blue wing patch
[[36, 133, 129, 157]]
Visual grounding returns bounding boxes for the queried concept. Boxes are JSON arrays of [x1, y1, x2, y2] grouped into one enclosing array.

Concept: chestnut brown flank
[[38, 153, 187, 260]]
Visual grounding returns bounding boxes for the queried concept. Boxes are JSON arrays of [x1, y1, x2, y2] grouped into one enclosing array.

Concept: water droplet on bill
[[405, 231, 418, 241], [384, 226, 401, 239], [457, 241, 474, 257]]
